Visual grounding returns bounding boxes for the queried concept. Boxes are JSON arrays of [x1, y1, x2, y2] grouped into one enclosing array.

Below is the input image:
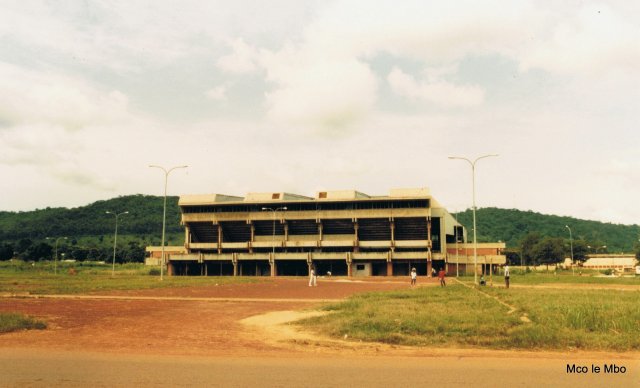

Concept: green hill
[[0, 195, 182, 262], [454, 207, 640, 253]]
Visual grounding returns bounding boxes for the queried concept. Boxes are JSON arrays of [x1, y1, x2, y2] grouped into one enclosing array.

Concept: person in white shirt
[[410, 267, 417, 286], [504, 265, 510, 289]]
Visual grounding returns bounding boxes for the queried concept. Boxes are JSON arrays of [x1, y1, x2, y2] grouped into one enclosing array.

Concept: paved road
[[1, 348, 637, 387]]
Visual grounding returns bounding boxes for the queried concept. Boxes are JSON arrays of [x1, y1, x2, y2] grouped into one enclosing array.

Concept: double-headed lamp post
[[449, 154, 498, 285], [262, 207, 287, 275], [565, 225, 574, 275], [106, 211, 129, 277], [46, 236, 67, 275], [149, 164, 188, 280]]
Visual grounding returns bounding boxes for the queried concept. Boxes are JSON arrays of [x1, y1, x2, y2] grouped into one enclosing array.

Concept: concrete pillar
[[232, 254, 238, 276], [427, 260, 432, 278], [217, 224, 222, 254], [426, 216, 432, 265], [270, 253, 276, 277], [167, 261, 174, 276], [185, 226, 191, 247], [284, 222, 289, 241], [390, 221, 395, 242], [353, 221, 359, 253], [386, 261, 393, 276], [347, 252, 353, 277]]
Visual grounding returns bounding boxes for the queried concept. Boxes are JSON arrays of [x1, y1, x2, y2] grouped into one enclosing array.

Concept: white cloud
[[0, 62, 131, 130], [519, 4, 640, 75], [264, 57, 378, 132], [216, 38, 261, 74], [205, 85, 227, 101], [387, 67, 484, 107]]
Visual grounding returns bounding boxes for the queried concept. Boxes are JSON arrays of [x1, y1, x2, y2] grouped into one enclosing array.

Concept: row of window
[[182, 200, 430, 214]]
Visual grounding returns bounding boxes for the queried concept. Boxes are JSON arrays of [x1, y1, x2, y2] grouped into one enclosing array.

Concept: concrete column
[[318, 222, 323, 241], [353, 222, 359, 253], [232, 254, 238, 276], [347, 252, 353, 277], [386, 261, 393, 276], [270, 253, 276, 277], [185, 226, 191, 248], [426, 216, 432, 264], [284, 222, 289, 241], [167, 261, 174, 276], [390, 221, 395, 243], [217, 224, 222, 254], [427, 260, 432, 278]]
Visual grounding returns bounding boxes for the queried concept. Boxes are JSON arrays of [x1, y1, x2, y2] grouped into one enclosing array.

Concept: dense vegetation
[[0, 196, 638, 263], [0, 195, 182, 263], [454, 207, 640, 254]]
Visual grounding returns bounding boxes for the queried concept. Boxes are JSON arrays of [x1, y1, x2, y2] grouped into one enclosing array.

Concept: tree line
[[0, 195, 182, 263]]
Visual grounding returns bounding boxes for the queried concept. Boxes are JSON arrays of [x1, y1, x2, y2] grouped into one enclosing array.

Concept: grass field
[[0, 260, 256, 294], [298, 282, 640, 351], [0, 313, 47, 333]]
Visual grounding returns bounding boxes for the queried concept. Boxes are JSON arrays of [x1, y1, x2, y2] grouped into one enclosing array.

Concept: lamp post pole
[[149, 164, 188, 281], [565, 225, 574, 276], [449, 154, 498, 285], [262, 207, 287, 276], [106, 211, 129, 277], [46, 236, 67, 275]]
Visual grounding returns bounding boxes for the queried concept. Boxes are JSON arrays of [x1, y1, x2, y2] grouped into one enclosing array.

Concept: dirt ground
[[0, 277, 638, 361], [0, 277, 423, 357]]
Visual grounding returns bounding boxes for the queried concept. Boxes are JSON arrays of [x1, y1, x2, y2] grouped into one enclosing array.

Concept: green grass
[[0, 260, 257, 294], [457, 270, 640, 286], [298, 283, 640, 351], [0, 313, 47, 333]]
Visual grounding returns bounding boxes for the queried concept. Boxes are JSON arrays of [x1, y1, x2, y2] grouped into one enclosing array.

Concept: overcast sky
[[1, 1, 638, 225]]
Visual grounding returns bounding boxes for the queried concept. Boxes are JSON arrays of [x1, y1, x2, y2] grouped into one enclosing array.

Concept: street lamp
[[106, 211, 129, 277], [449, 154, 498, 285], [565, 225, 574, 276], [588, 245, 607, 254], [149, 164, 188, 280], [46, 236, 67, 274], [262, 207, 287, 276]]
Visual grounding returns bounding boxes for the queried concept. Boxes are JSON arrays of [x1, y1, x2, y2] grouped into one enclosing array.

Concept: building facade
[[167, 188, 506, 277]]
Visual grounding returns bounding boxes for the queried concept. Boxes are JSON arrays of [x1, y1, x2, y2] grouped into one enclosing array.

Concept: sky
[[0, 1, 639, 225]]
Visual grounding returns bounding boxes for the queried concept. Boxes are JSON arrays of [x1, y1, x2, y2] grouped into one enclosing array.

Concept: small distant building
[[145, 246, 187, 266], [165, 187, 506, 277], [581, 254, 637, 273]]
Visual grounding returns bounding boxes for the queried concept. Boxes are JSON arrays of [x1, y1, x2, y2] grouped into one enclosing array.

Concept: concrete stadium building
[[167, 188, 506, 277]]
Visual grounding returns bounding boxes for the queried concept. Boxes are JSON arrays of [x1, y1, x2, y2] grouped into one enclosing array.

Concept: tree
[[572, 240, 589, 263], [503, 249, 521, 265], [25, 242, 53, 262], [519, 232, 541, 266], [532, 237, 565, 270], [0, 243, 14, 261]]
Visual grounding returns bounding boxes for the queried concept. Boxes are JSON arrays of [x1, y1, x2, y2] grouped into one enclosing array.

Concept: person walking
[[504, 265, 510, 289], [309, 267, 317, 287], [410, 267, 417, 287], [438, 268, 446, 287]]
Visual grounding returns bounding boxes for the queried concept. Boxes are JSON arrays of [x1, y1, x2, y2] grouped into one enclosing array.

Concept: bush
[[148, 268, 160, 276], [601, 269, 613, 276]]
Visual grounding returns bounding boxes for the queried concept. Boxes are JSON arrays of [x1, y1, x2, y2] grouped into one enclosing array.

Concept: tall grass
[[299, 284, 640, 351], [0, 312, 47, 333]]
